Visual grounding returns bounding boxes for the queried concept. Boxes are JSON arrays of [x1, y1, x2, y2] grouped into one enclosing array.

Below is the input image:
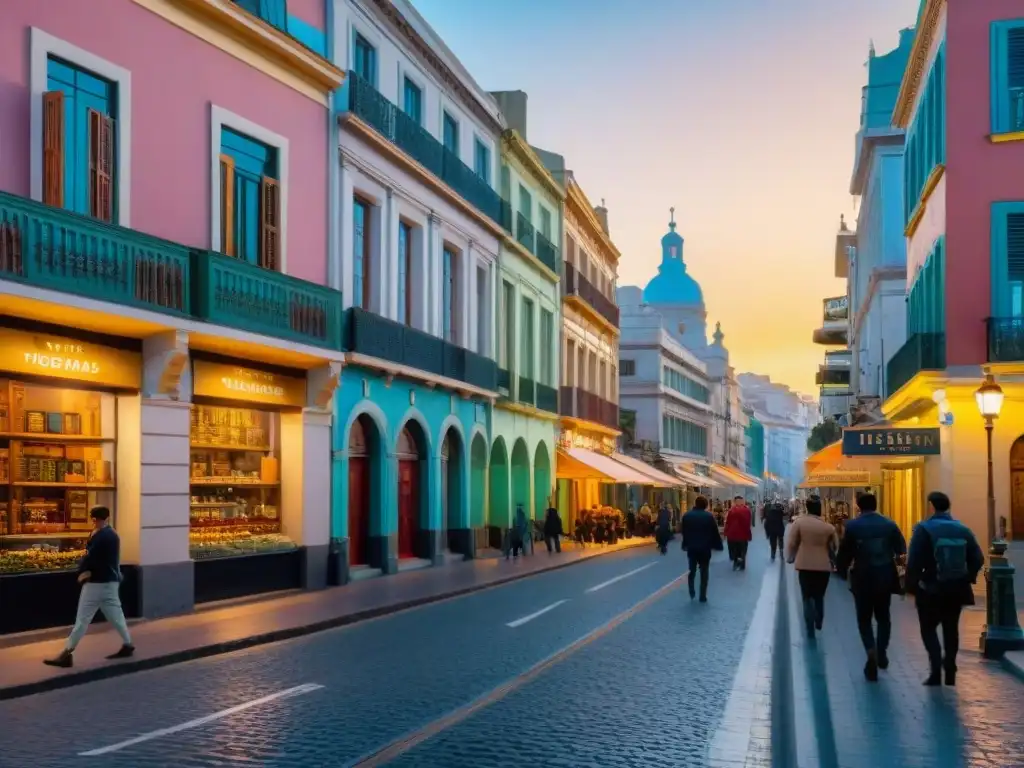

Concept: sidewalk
[[0, 537, 649, 701], [780, 565, 1024, 768]]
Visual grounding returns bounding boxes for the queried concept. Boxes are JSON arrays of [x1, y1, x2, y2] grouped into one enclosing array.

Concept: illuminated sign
[[193, 360, 306, 407], [842, 427, 940, 456], [0, 328, 141, 388], [804, 470, 871, 486]]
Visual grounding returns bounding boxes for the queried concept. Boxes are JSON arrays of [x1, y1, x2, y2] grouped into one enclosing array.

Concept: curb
[[0, 538, 651, 701], [1000, 651, 1024, 683], [770, 560, 794, 768]]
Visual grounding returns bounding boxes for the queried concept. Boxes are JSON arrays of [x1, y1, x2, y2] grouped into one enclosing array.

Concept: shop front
[[0, 323, 141, 634]]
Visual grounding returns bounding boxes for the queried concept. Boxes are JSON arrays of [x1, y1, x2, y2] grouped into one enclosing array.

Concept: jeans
[[727, 540, 748, 568], [853, 589, 892, 655], [687, 551, 711, 599], [768, 533, 783, 559], [66, 581, 131, 651], [916, 593, 963, 672], [545, 535, 562, 553], [798, 570, 831, 630]]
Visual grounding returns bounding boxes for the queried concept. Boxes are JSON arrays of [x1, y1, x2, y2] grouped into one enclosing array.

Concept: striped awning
[[610, 453, 683, 488]]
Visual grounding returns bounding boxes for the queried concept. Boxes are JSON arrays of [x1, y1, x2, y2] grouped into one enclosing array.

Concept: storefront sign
[[842, 427, 940, 456], [823, 296, 848, 322], [805, 470, 871, 487], [0, 327, 141, 388], [193, 360, 306, 407], [559, 428, 615, 455]]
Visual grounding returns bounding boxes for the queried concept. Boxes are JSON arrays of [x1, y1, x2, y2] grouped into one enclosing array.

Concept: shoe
[[106, 644, 135, 660], [43, 649, 73, 668], [944, 667, 956, 686], [699, 596, 708, 603], [815, 618, 823, 631], [806, 622, 815, 640], [864, 651, 879, 682], [877, 652, 889, 670], [924, 671, 942, 686]]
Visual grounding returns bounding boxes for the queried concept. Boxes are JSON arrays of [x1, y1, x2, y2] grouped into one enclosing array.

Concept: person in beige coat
[[786, 496, 839, 639]]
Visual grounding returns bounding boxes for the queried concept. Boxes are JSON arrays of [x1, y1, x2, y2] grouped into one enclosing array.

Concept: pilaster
[[339, 155, 355, 304], [459, 239, 472, 346], [385, 188, 399, 319]]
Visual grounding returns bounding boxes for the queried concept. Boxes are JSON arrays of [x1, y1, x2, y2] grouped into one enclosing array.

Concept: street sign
[[842, 427, 940, 456]]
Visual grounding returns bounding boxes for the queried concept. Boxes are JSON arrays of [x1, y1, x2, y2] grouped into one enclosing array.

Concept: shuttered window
[[521, 298, 535, 378], [397, 221, 412, 326], [473, 139, 490, 183], [403, 77, 422, 124], [992, 204, 1024, 319], [232, 0, 287, 32], [220, 127, 279, 269], [44, 56, 116, 221], [904, 44, 945, 226], [443, 112, 458, 154], [353, 33, 377, 85], [540, 309, 554, 384], [991, 21, 1024, 135], [353, 197, 371, 309], [907, 237, 946, 334]]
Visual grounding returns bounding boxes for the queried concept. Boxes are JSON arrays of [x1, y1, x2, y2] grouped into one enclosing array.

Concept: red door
[[348, 458, 369, 565], [398, 459, 419, 559]]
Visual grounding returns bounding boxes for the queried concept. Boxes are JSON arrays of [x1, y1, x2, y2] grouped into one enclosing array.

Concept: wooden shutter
[[219, 154, 236, 257], [259, 176, 280, 271], [42, 91, 65, 207], [88, 109, 114, 222], [1008, 213, 1024, 283]]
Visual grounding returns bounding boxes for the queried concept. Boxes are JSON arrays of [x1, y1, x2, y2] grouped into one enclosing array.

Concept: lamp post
[[975, 371, 1024, 657]]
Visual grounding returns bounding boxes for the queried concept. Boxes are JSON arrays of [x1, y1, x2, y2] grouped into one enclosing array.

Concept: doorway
[[348, 415, 373, 566], [1010, 436, 1024, 539], [397, 423, 423, 559]]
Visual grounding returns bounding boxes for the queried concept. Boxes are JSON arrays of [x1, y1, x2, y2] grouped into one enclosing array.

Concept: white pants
[[66, 582, 131, 651]]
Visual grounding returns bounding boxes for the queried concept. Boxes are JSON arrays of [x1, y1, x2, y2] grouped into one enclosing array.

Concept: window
[[908, 236, 946, 334], [992, 203, 1024, 320], [474, 139, 490, 183], [232, 0, 287, 31], [661, 365, 710, 403], [397, 221, 413, 325], [353, 197, 371, 309], [443, 112, 459, 154], [540, 207, 552, 240], [353, 32, 377, 84], [43, 56, 116, 222], [621, 359, 636, 376], [904, 44, 945, 225], [519, 185, 532, 222], [403, 77, 422, 124], [540, 309, 554, 384], [501, 281, 515, 369], [521, 298, 535, 378], [219, 127, 279, 269], [476, 265, 488, 353], [991, 21, 1024, 135], [662, 415, 708, 456], [443, 246, 457, 341]]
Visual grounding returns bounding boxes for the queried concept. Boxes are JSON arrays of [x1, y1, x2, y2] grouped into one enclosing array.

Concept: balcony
[[497, 367, 511, 392], [815, 368, 851, 387], [885, 332, 945, 398], [518, 376, 535, 406], [536, 382, 558, 414], [192, 250, 343, 349], [345, 307, 497, 391], [559, 385, 619, 431], [562, 262, 619, 328], [516, 213, 535, 253], [534, 231, 558, 274], [345, 73, 502, 226]]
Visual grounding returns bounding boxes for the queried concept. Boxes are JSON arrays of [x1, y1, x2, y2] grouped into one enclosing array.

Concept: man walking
[[681, 495, 724, 602], [45, 507, 134, 668], [905, 491, 983, 686], [724, 496, 752, 570], [762, 499, 786, 562], [835, 493, 906, 682]]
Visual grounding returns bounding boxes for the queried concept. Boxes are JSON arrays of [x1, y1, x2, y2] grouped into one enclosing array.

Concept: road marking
[[78, 683, 325, 756], [348, 571, 687, 767], [584, 561, 658, 593], [506, 599, 568, 628]]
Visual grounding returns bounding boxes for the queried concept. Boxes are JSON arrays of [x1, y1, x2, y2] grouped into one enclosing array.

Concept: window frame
[[442, 111, 459, 155], [521, 296, 535, 378], [352, 195, 372, 310], [990, 19, 1024, 136], [397, 220, 413, 326], [992, 203, 1024, 318], [473, 137, 491, 183], [352, 31, 378, 86], [403, 76, 423, 125]]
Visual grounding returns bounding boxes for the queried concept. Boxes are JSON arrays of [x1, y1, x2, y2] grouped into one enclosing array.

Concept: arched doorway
[[1011, 435, 1024, 539], [471, 433, 488, 550], [397, 421, 428, 559], [348, 415, 378, 566], [488, 437, 510, 548], [534, 441, 552, 523], [441, 428, 464, 552], [511, 438, 531, 521]]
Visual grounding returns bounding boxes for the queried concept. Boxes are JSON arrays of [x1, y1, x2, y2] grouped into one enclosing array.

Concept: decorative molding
[[500, 130, 564, 201], [990, 131, 1024, 144], [308, 361, 342, 409], [892, 0, 943, 128], [566, 178, 621, 264]]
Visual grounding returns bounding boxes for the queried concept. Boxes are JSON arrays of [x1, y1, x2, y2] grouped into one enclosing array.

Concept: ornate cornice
[[366, 0, 503, 136], [501, 130, 565, 201], [892, 0, 943, 128], [566, 179, 621, 264]]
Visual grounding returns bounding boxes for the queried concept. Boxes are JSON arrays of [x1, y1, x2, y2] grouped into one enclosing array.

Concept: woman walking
[[786, 495, 838, 639]]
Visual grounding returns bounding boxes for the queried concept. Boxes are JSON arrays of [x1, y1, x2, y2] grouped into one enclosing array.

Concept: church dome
[[642, 209, 704, 305]]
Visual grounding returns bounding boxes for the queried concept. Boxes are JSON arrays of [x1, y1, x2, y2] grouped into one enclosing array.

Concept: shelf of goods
[[0, 379, 115, 574], [189, 404, 295, 560]]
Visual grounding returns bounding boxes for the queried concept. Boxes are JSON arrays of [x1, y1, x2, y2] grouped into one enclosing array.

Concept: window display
[[189, 404, 296, 559], [0, 379, 116, 574]]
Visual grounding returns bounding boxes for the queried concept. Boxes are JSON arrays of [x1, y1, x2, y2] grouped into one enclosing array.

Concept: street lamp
[[975, 371, 1024, 657]]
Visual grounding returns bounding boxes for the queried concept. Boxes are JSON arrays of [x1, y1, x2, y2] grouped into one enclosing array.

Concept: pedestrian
[[44, 507, 134, 668], [543, 502, 564, 554], [724, 495, 752, 570], [681, 495, 724, 602], [834, 493, 907, 682], [655, 504, 672, 554], [762, 499, 786, 562], [905, 491, 983, 686], [786, 495, 838, 639], [508, 504, 529, 560]]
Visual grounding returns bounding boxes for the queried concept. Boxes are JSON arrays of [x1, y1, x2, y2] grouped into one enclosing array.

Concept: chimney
[[593, 198, 609, 235], [490, 90, 528, 139]]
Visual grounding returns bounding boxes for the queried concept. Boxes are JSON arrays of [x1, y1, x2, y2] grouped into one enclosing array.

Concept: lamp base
[[981, 540, 1024, 659]]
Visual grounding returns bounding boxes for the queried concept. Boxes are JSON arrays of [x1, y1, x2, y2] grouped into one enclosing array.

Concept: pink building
[[0, 0, 345, 635]]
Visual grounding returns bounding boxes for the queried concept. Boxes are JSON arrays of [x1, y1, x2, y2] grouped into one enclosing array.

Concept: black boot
[[106, 644, 135, 660], [944, 662, 957, 686], [864, 650, 879, 682], [43, 649, 73, 668], [924, 664, 942, 686]]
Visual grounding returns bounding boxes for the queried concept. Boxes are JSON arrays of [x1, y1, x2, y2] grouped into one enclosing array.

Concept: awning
[[800, 440, 883, 487], [710, 463, 760, 488], [669, 461, 721, 488], [557, 447, 653, 485], [610, 453, 682, 488], [804, 441, 843, 475]]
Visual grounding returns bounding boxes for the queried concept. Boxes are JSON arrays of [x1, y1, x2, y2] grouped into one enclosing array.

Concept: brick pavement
[[0, 537, 649, 700], [781, 564, 1024, 768]]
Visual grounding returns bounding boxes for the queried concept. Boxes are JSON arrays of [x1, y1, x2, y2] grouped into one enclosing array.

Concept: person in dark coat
[[835, 493, 907, 682], [905, 491, 983, 686], [681, 495, 724, 602], [762, 500, 786, 562], [655, 504, 672, 554], [543, 503, 564, 554]]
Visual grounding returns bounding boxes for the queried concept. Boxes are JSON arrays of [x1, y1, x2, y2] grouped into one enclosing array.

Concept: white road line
[[78, 683, 325, 756], [584, 561, 658, 593], [506, 599, 568, 628]]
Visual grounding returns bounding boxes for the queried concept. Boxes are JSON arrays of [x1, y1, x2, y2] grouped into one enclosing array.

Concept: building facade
[[330, 0, 505, 579], [0, 0, 345, 633]]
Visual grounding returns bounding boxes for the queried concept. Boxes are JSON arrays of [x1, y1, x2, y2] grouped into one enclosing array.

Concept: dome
[[642, 209, 704, 306]]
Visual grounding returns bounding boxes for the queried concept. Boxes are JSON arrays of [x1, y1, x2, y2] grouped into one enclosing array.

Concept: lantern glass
[[975, 377, 1004, 418]]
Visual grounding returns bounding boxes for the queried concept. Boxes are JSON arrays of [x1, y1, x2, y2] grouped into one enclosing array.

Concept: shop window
[[0, 379, 116, 574], [219, 127, 280, 269], [188, 404, 295, 559]]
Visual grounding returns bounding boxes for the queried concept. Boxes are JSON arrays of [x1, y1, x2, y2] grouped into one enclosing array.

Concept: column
[[429, 213, 443, 335], [339, 156, 355, 305], [468, 257, 479, 353], [489, 261, 498, 361], [280, 408, 332, 590], [416, 223, 430, 331], [459, 240, 472, 347], [384, 188, 399, 319], [512, 281, 523, 398]]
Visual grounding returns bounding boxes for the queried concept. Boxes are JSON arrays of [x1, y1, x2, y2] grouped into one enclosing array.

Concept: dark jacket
[[681, 508, 724, 556], [78, 525, 122, 583], [656, 508, 671, 532], [906, 512, 983, 606], [835, 511, 906, 594], [762, 503, 786, 537], [543, 508, 564, 537]]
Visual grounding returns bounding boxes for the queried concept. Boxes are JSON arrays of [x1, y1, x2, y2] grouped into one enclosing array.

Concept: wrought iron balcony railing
[[885, 332, 945, 398], [516, 212, 534, 253], [536, 382, 558, 414], [518, 376, 534, 406], [558, 385, 619, 430], [534, 231, 558, 274], [562, 261, 619, 328]]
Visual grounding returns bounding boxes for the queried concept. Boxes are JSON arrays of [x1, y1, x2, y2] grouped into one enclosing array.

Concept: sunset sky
[[411, 0, 920, 397]]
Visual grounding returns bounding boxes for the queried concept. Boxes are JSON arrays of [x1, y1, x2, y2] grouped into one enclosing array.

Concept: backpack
[[930, 528, 969, 585]]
